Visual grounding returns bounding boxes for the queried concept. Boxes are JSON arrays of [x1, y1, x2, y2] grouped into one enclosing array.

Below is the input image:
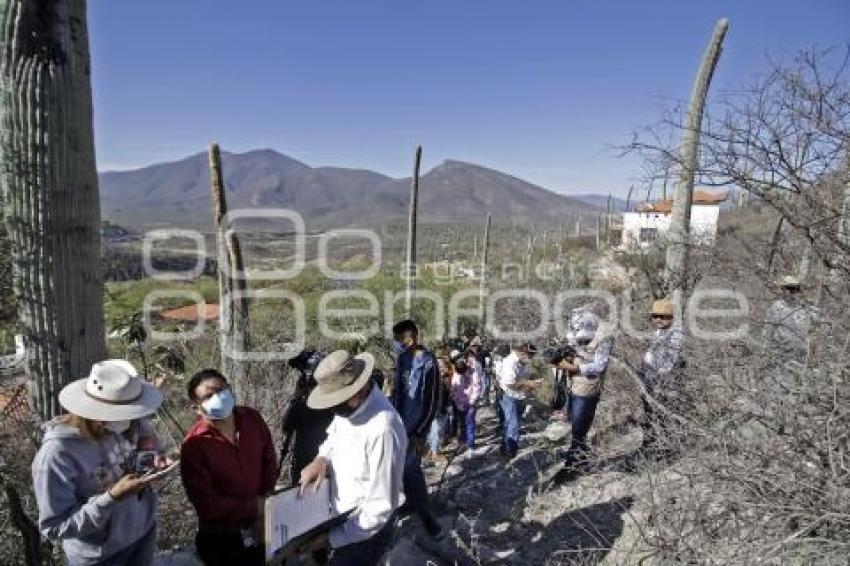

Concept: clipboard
[[263, 481, 352, 563]]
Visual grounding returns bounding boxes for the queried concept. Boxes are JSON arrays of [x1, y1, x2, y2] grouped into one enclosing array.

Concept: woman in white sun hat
[[31, 359, 165, 566]]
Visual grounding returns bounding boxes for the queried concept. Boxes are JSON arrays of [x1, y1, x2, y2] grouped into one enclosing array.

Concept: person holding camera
[[31, 360, 166, 566], [281, 350, 334, 485], [553, 309, 613, 469]]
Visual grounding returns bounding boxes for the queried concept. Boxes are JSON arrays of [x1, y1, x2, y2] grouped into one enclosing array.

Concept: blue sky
[[89, 0, 849, 197]]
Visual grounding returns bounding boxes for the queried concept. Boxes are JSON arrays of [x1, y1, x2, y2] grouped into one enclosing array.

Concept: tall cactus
[[209, 143, 249, 396], [665, 18, 730, 293], [479, 213, 491, 330], [404, 145, 421, 314], [0, 0, 107, 421]]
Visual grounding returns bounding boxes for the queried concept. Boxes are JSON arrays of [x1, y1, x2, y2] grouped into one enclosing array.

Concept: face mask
[[202, 389, 235, 420], [103, 420, 131, 435], [331, 402, 357, 418]]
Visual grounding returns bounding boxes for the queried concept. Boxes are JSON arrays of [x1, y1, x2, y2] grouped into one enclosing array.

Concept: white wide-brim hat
[[307, 350, 375, 410], [58, 359, 163, 421]]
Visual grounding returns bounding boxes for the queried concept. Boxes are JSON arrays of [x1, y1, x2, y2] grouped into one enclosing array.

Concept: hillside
[[99, 149, 602, 230]]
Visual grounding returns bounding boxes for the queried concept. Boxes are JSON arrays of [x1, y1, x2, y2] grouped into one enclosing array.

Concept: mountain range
[[98, 149, 604, 230]]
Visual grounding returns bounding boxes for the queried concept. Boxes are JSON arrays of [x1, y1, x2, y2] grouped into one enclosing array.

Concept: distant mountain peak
[[99, 148, 601, 229]]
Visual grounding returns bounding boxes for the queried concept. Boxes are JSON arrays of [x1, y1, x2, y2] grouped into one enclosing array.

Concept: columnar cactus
[[0, 0, 107, 420], [479, 213, 491, 330], [209, 143, 249, 396], [665, 18, 730, 294], [405, 145, 421, 314]]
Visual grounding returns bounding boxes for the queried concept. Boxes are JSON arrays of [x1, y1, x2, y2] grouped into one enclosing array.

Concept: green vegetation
[[105, 276, 219, 324]]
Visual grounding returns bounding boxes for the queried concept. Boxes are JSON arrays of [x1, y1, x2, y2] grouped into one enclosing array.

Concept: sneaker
[[564, 449, 591, 471]]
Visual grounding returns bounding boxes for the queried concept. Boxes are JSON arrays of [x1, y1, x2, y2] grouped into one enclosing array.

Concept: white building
[[621, 190, 726, 248]]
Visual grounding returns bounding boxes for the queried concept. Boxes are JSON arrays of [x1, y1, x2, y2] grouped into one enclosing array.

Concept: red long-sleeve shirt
[[180, 406, 277, 529]]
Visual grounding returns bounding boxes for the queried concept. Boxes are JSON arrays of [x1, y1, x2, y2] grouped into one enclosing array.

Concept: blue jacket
[[392, 347, 440, 438]]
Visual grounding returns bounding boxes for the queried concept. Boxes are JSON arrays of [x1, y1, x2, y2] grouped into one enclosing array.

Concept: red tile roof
[[159, 303, 220, 323], [636, 190, 727, 214]]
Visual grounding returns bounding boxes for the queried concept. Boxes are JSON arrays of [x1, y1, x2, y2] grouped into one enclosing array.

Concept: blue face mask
[[202, 389, 235, 420]]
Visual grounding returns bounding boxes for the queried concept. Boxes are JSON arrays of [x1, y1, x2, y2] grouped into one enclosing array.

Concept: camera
[[287, 349, 324, 389], [547, 345, 577, 366]]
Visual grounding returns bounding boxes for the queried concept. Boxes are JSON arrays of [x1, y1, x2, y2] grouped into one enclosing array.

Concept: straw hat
[[779, 275, 801, 289], [307, 350, 375, 410], [650, 299, 675, 317], [58, 360, 163, 421]]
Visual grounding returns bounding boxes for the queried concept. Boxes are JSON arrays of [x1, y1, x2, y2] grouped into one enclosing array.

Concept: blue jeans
[[427, 413, 448, 453], [330, 515, 395, 565], [453, 405, 477, 447], [67, 526, 156, 566], [500, 395, 525, 452], [482, 373, 492, 403], [568, 393, 600, 455]]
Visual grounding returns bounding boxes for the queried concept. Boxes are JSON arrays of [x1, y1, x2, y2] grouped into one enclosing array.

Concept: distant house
[[621, 190, 727, 248], [0, 335, 26, 373]]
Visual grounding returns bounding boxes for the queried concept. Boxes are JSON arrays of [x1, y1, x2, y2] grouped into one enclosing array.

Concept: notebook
[[263, 481, 350, 563]]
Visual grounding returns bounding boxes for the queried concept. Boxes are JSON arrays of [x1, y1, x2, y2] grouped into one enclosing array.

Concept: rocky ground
[[156, 390, 665, 566], [383, 398, 659, 566]]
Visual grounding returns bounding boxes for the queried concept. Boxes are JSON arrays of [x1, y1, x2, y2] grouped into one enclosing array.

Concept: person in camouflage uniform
[[639, 298, 686, 450], [762, 276, 818, 364]]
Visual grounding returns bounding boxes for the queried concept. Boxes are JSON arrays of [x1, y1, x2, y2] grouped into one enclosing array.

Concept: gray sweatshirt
[[31, 419, 157, 564]]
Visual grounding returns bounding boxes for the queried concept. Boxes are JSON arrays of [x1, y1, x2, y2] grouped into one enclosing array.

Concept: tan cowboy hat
[[307, 350, 375, 410], [650, 298, 675, 317], [58, 360, 163, 421]]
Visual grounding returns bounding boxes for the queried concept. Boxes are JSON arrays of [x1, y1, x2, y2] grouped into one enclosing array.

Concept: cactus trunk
[[209, 143, 249, 396], [0, 0, 107, 421], [404, 145, 421, 314], [665, 18, 730, 293], [479, 213, 491, 330]]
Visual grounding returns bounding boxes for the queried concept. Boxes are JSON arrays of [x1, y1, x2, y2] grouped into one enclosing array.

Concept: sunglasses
[[650, 314, 673, 320]]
